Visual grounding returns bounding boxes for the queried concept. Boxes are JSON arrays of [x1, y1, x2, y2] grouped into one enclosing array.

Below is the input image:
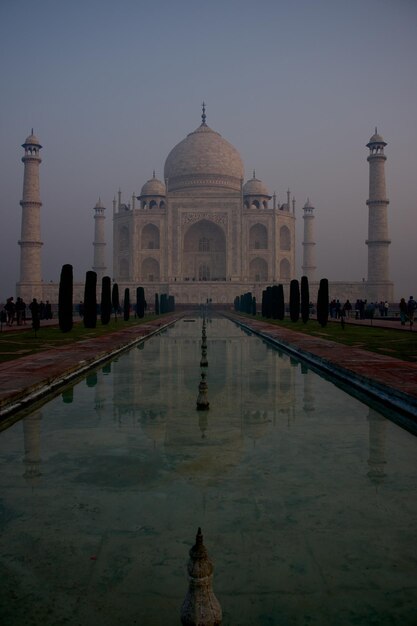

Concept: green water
[[0, 317, 416, 625]]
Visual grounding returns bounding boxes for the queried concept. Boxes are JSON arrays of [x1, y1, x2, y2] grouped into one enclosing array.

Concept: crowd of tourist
[[0, 297, 53, 327], [1, 295, 416, 328]]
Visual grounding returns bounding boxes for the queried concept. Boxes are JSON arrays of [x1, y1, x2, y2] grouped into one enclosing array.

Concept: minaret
[[366, 129, 393, 302], [92, 198, 107, 282], [302, 198, 316, 282], [17, 130, 43, 301]]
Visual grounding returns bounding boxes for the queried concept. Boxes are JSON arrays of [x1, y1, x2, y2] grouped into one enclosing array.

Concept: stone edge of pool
[[0, 315, 182, 423], [226, 313, 417, 421], [1, 311, 416, 426]]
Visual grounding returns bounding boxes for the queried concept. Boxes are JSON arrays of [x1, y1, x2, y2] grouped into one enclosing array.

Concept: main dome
[[164, 122, 244, 192]]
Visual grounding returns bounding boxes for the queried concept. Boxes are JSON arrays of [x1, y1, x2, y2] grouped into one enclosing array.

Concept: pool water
[[0, 317, 416, 625]]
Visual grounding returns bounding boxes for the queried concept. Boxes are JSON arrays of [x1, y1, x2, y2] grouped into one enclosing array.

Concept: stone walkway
[[0, 315, 180, 420], [228, 314, 417, 419], [1, 312, 416, 423]]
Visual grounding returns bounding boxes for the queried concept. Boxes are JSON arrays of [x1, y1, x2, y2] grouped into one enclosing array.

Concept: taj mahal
[[16, 106, 394, 306]]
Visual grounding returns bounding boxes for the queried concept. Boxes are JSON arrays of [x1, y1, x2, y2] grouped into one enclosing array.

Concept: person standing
[[407, 296, 416, 327], [399, 298, 408, 325], [29, 298, 40, 332], [5, 297, 15, 326]]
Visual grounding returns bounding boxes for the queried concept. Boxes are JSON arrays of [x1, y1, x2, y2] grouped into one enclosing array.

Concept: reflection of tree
[[86, 372, 98, 388], [367, 408, 387, 485], [302, 369, 315, 413], [62, 387, 74, 403], [23, 411, 42, 485]]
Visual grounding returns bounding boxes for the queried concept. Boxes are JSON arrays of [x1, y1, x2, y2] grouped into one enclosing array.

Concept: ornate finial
[[152, 169, 155, 178], [181, 528, 222, 625], [375, 126, 378, 135], [253, 170, 256, 179], [201, 101, 206, 125], [31, 128, 34, 135]]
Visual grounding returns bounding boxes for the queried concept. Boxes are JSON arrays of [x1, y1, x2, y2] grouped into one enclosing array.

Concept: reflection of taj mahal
[[17, 107, 394, 304], [113, 105, 295, 305]]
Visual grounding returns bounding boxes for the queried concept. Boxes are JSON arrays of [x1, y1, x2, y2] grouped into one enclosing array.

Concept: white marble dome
[[164, 122, 244, 192], [243, 173, 270, 197], [22, 131, 42, 147], [367, 129, 386, 146], [140, 173, 166, 197]]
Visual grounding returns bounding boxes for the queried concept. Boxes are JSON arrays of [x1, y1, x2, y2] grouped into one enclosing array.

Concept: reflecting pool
[[1, 317, 417, 625]]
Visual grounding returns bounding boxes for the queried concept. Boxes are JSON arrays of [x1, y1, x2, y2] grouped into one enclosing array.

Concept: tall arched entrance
[[183, 219, 226, 281]]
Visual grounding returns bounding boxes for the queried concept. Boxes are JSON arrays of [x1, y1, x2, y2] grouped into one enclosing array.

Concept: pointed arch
[[141, 223, 160, 249], [280, 225, 291, 251], [249, 257, 268, 282], [183, 219, 226, 281], [249, 223, 268, 250], [119, 225, 129, 250], [280, 258, 291, 280], [119, 258, 129, 279], [142, 257, 160, 281]]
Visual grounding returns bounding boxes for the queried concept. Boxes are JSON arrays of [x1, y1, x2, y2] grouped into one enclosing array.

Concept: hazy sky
[[1, 0, 416, 300]]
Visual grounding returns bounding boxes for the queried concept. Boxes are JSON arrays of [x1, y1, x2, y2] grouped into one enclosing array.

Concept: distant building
[[113, 106, 296, 305], [16, 111, 394, 305]]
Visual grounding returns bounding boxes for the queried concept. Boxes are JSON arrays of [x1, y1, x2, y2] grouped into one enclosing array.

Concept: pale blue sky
[[1, 0, 416, 299]]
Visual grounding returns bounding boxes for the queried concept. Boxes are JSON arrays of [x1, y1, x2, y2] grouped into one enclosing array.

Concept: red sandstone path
[[226, 313, 417, 420], [0, 315, 180, 421], [0, 312, 416, 423]]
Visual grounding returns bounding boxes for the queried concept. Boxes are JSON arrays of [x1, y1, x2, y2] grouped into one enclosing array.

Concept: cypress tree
[[58, 263, 73, 332], [277, 284, 285, 320], [136, 286, 145, 318], [168, 295, 175, 312], [265, 286, 273, 318], [83, 271, 97, 328], [160, 293, 167, 314], [112, 283, 120, 321], [261, 290, 267, 317], [100, 276, 112, 325], [155, 293, 160, 315], [271, 285, 279, 319], [289, 279, 300, 322], [301, 275, 310, 324], [317, 278, 329, 327], [252, 296, 257, 315], [246, 292, 253, 314], [123, 288, 130, 321], [234, 296, 240, 312]]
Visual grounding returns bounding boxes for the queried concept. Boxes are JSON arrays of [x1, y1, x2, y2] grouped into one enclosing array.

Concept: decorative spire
[[180, 528, 222, 626], [375, 126, 378, 135], [153, 170, 156, 179], [253, 170, 256, 179], [201, 101, 206, 125], [31, 128, 34, 135]]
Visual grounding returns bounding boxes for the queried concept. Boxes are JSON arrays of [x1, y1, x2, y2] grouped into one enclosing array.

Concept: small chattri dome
[[367, 128, 386, 147], [243, 172, 270, 197], [22, 129, 42, 148], [303, 197, 314, 209], [140, 172, 166, 197], [95, 197, 105, 209]]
